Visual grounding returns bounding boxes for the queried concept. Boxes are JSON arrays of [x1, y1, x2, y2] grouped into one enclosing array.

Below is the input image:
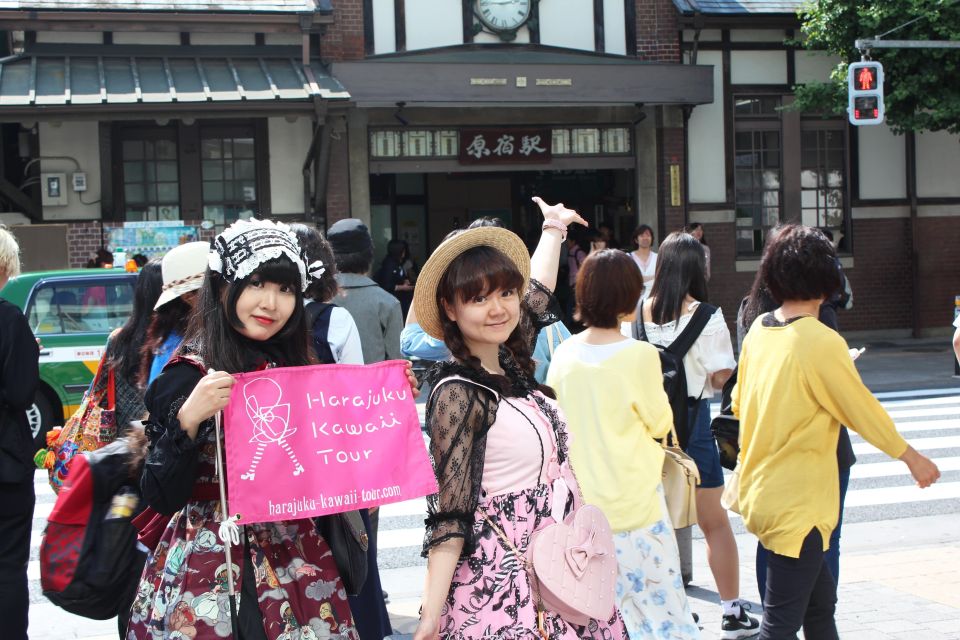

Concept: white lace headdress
[[208, 218, 325, 291]]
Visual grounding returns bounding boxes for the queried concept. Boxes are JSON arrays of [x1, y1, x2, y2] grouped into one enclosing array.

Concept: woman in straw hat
[[412, 199, 628, 640]]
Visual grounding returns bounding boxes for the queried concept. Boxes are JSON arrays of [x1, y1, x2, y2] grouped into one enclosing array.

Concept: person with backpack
[[0, 226, 39, 640], [631, 231, 759, 638], [129, 219, 360, 639], [548, 249, 699, 639], [292, 224, 392, 640]]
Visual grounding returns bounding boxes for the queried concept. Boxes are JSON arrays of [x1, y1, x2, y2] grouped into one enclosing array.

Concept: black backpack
[[306, 301, 337, 365], [632, 300, 717, 450]]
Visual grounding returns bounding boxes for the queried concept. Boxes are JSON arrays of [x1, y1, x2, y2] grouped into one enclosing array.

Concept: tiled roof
[[0, 1, 331, 12], [0, 45, 348, 108], [672, 0, 803, 15]]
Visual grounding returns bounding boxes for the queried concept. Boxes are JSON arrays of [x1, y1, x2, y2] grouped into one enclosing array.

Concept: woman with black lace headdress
[[410, 199, 628, 640]]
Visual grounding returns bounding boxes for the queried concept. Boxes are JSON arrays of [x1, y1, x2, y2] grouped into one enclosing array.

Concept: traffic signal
[[848, 61, 884, 126]]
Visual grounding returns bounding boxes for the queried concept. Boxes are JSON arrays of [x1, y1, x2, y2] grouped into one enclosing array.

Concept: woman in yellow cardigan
[[548, 249, 699, 640], [732, 224, 940, 639]]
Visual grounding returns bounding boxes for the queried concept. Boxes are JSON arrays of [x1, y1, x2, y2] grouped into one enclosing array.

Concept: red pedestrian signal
[[848, 61, 884, 126], [856, 66, 877, 91]]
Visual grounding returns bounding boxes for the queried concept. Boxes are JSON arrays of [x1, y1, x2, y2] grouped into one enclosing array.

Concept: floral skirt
[[439, 483, 629, 640], [613, 486, 700, 640], [126, 499, 358, 640]]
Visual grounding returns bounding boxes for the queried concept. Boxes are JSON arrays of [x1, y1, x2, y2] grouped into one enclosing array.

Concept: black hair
[[106, 259, 163, 385], [739, 271, 777, 333], [184, 256, 314, 373], [290, 223, 340, 303], [649, 231, 708, 325], [760, 224, 841, 304], [334, 247, 374, 275], [139, 296, 193, 388]]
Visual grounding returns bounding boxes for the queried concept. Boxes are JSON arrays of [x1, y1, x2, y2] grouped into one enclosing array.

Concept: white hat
[[154, 241, 209, 310]]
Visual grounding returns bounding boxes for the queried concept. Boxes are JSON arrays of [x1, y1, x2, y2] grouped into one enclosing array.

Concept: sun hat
[[154, 241, 210, 310], [412, 226, 531, 340]]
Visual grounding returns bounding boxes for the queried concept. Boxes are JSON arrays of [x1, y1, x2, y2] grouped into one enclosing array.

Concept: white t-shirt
[[621, 300, 736, 399], [630, 251, 658, 300], [954, 314, 960, 329], [328, 306, 364, 365]]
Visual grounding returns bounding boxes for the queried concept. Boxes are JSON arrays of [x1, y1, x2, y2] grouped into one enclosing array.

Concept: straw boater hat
[[154, 241, 210, 310], [412, 226, 531, 340]]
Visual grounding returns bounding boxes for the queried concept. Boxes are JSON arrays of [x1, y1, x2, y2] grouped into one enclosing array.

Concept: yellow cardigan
[[732, 316, 908, 558], [548, 338, 673, 532]]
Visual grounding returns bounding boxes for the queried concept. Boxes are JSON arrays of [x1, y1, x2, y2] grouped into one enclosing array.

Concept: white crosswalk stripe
[[26, 387, 960, 635]]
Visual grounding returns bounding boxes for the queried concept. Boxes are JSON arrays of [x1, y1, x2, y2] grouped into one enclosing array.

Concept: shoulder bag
[[483, 396, 618, 632], [36, 351, 117, 493], [661, 424, 701, 529], [314, 511, 369, 597]]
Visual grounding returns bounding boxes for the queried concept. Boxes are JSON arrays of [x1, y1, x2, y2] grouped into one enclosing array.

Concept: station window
[[200, 128, 258, 225], [120, 133, 180, 221], [732, 95, 850, 255]]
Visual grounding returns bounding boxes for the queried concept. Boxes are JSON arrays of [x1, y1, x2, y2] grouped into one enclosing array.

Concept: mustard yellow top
[[547, 336, 673, 532], [732, 316, 908, 558]]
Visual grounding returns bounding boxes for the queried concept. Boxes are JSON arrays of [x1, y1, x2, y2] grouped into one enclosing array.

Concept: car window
[[27, 278, 134, 335]]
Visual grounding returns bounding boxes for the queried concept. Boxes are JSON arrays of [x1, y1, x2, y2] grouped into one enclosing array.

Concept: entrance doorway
[[368, 169, 636, 268]]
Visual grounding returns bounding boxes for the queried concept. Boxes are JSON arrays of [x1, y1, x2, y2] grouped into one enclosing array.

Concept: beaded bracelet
[[541, 219, 568, 241]]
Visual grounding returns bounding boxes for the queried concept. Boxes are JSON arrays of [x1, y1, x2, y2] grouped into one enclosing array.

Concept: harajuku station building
[[0, 0, 956, 335]]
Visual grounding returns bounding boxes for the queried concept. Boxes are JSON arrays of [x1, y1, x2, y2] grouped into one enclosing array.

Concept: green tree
[[793, 0, 960, 134]]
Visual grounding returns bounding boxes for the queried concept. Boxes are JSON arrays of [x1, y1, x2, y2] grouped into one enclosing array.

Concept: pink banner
[[222, 360, 437, 524]]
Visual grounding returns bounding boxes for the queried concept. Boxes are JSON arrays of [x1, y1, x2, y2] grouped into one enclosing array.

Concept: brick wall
[[917, 217, 960, 331], [660, 125, 685, 234], [636, 0, 680, 62], [699, 223, 757, 337], [841, 218, 914, 332], [320, 0, 365, 62]]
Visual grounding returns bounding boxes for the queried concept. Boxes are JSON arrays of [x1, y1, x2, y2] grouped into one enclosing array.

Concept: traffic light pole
[[855, 39, 960, 49]]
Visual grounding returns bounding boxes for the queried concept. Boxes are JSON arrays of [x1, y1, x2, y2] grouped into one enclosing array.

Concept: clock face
[[476, 0, 532, 32]]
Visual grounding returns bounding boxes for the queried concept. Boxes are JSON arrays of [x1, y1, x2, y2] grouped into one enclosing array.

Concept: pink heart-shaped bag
[[529, 504, 618, 626]]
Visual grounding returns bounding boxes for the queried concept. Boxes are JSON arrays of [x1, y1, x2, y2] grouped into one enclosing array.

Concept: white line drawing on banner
[[241, 377, 304, 480]]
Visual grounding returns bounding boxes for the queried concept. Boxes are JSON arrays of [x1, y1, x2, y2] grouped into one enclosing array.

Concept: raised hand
[[531, 196, 588, 229]]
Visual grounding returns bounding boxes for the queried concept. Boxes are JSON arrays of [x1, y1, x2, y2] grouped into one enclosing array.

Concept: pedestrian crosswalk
[[25, 387, 960, 638]]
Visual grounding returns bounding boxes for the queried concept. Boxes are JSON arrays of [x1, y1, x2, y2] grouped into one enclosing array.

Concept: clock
[[475, 0, 532, 35]]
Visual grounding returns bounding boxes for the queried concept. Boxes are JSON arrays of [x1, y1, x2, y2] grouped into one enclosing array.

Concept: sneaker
[[721, 602, 760, 639]]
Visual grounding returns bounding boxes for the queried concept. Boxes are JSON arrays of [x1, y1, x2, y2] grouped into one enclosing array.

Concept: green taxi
[[1, 268, 137, 447]]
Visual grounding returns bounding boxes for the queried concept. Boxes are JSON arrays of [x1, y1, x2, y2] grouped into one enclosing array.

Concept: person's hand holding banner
[[222, 360, 437, 524]]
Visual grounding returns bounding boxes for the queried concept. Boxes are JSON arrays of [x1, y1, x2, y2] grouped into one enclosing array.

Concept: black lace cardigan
[[421, 279, 567, 558]]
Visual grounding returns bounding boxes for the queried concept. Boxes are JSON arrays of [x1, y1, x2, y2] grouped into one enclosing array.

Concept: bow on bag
[[565, 527, 608, 579]]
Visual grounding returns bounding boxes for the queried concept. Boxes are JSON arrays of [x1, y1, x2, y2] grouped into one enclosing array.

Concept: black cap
[[327, 218, 373, 255]]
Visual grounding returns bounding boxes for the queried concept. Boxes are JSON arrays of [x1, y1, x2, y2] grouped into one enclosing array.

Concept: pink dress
[[423, 372, 628, 640]]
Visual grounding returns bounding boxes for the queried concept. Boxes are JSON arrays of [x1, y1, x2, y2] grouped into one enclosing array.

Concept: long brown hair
[[436, 245, 551, 395]]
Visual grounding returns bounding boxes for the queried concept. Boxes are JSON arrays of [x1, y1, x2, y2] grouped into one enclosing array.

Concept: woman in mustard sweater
[[549, 250, 699, 640], [733, 225, 940, 639]]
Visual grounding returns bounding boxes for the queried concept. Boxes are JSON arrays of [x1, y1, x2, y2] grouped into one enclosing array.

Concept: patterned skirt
[[439, 483, 629, 640], [126, 499, 358, 640], [613, 486, 700, 639]]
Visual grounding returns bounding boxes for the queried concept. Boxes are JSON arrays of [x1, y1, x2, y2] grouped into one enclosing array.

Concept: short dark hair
[[760, 224, 841, 304], [575, 249, 644, 328], [632, 224, 655, 245], [290, 223, 340, 303], [334, 247, 374, 274]]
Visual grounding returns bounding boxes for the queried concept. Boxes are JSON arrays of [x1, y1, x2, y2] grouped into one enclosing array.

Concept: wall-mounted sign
[[459, 128, 551, 165]]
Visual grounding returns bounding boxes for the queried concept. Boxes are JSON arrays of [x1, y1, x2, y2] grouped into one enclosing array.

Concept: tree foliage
[[794, 0, 960, 134]]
